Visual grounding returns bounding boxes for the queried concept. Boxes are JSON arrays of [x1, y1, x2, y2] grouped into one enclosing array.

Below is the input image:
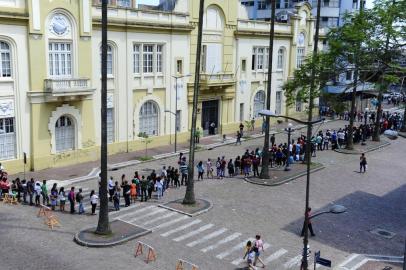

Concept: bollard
[[176, 259, 199, 270], [134, 241, 156, 263]]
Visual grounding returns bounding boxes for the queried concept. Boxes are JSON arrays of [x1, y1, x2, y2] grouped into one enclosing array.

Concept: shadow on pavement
[[283, 184, 406, 256]]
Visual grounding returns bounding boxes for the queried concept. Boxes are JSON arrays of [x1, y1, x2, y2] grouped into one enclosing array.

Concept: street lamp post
[[362, 107, 369, 145], [170, 74, 191, 153], [285, 123, 293, 171]]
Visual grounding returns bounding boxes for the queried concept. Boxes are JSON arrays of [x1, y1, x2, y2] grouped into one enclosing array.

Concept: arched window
[[277, 48, 284, 70], [55, 115, 75, 152], [139, 101, 159, 136], [253, 90, 265, 118], [100, 44, 113, 75], [203, 6, 224, 31], [0, 41, 11, 78]]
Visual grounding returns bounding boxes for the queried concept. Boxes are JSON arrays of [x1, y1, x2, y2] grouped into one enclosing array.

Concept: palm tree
[[96, 0, 111, 235], [183, 0, 205, 205]]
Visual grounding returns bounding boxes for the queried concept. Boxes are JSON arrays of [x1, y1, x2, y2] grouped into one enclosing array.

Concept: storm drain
[[370, 228, 396, 239]]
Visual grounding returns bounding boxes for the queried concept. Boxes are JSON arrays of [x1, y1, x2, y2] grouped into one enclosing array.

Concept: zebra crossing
[[110, 203, 310, 268]]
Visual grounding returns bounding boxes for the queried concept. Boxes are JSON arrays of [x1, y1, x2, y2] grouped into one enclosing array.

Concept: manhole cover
[[370, 228, 396, 239]]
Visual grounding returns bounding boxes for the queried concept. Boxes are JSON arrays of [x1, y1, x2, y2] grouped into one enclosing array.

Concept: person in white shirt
[[90, 190, 98, 215], [108, 176, 114, 202]]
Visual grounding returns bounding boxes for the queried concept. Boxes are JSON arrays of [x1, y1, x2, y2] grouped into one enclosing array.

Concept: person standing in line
[[58, 187, 66, 212], [130, 180, 137, 203], [113, 182, 121, 211], [50, 183, 58, 211], [122, 180, 131, 206], [68, 187, 75, 214], [34, 181, 42, 206], [41, 180, 49, 206], [206, 159, 213, 179], [360, 153, 367, 173], [108, 176, 115, 202], [270, 133, 275, 147], [90, 190, 98, 215], [301, 207, 316, 237], [76, 188, 84, 214], [27, 178, 34, 206], [140, 176, 148, 202], [174, 169, 180, 188], [227, 159, 235, 177], [196, 161, 204, 181], [252, 156, 260, 177]]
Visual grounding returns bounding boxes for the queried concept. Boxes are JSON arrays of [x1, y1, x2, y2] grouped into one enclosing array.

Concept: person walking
[[76, 188, 84, 214], [239, 122, 245, 137], [68, 187, 75, 214], [235, 131, 242, 145], [253, 235, 266, 268], [90, 190, 98, 215], [301, 207, 316, 237], [58, 187, 66, 212], [360, 153, 367, 173], [270, 133, 275, 146]]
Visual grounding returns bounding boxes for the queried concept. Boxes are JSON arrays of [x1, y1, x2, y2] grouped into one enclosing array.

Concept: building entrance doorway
[[201, 100, 219, 136]]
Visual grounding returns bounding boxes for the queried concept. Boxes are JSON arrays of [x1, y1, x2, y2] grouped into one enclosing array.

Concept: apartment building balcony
[[200, 72, 236, 88]]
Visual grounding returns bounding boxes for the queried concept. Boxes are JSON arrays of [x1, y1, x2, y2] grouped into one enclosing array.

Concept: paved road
[[1, 120, 405, 270]]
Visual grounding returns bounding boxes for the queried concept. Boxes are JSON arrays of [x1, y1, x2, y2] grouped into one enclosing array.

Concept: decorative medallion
[[49, 14, 71, 37]]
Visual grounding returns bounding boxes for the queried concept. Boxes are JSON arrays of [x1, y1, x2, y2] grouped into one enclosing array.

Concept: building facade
[[0, 0, 316, 174]]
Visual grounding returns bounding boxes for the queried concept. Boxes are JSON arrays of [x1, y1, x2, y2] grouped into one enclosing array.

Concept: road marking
[[173, 224, 214, 242], [216, 238, 254, 260], [143, 212, 178, 226], [186, 228, 228, 247], [113, 205, 155, 220], [151, 215, 189, 231], [283, 255, 302, 268], [338, 254, 360, 267], [350, 258, 369, 270], [127, 207, 166, 223], [109, 203, 143, 216], [200, 232, 241, 253], [231, 243, 271, 266], [161, 219, 202, 237], [263, 248, 288, 264]]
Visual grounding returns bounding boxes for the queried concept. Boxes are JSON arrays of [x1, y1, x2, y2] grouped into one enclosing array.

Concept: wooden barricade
[[37, 204, 60, 229], [176, 259, 199, 270], [3, 194, 18, 205], [134, 241, 156, 263]]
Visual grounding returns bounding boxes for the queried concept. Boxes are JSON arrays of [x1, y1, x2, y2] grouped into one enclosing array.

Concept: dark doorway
[[201, 100, 219, 136]]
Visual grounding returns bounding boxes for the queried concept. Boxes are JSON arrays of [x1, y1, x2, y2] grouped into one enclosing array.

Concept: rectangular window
[[252, 48, 256, 71], [239, 103, 244, 122], [176, 59, 183, 74], [252, 47, 269, 71], [277, 50, 284, 69], [241, 59, 246, 73], [0, 117, 16, 160], [117, 0, 131, 7], [296, 47, 305, 68], [176, 110, 181, 132], [258, 1, 267, 9], [276, 91, 282, 115], [143, 44, 153, 73], [257, 48, 264, 70], [346, 70, 353, 81], [107, 108, 114, 143], [201, 45, 207, 72], [133, 44, 140, 73], [156, 45, 163, 73], [49, 42, 72, 77]]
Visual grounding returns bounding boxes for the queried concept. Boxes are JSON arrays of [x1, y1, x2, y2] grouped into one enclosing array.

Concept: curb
[[244, 164, 325, 187], [74, 221, 152, 248], [334, 141, 390, 155], [158, 198, 213, 218]]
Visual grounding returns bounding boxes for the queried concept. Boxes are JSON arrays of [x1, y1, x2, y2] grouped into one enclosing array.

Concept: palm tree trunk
[[259, 0, 276, 179], [183, 0, 205, 205], [96, 0, 111, 235]]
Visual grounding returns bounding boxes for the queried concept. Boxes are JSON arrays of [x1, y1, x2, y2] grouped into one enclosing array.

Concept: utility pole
[[96, 0, 111, 235], [183, 0, 205, 205], [259, 0, 276, 179], [301, 0, 321, 268]]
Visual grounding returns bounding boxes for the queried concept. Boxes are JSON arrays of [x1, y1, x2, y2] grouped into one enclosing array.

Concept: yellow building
[[0, 0, 316, 174]]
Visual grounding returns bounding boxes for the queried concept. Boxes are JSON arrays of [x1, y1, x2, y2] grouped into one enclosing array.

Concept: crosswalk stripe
[[283, 255, 302, 268], [231, 243, 271, 266], [143, 212, 178, 226], [151, 215, 189, 231], [109, 203, 142, 216], [161, 219, 202, 237], [263, 248, 288, 264], [114, 205, 155, 220], [200, 233, 241, 253], [127, 207, 166, 223], [216, 238, 254, 260], [187, 228, 228, 247], [173, 224, 214, 242]]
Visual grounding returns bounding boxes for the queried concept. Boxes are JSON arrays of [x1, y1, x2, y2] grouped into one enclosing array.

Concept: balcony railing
[[200, 72, 235, 84], [44, 78, 94, 94]]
